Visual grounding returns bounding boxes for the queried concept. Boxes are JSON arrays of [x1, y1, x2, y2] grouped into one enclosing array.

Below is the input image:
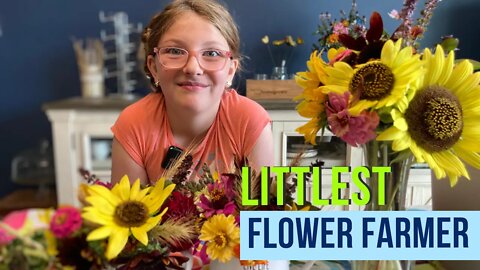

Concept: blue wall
[[0, 0, 479, 197]]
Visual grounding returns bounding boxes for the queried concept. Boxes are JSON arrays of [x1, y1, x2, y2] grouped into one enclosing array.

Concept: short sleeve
[[111, 104, 147, 168], [241, 99, 271, 156], [224, 92, 271, 156]]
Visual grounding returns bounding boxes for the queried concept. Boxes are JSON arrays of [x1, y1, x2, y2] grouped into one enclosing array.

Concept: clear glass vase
[[209, 259, 289, 270], [362, 140, 413, 211], [271, 66, 288, 80], [351, 260, 414, 270], [353, 141, 414, 270]]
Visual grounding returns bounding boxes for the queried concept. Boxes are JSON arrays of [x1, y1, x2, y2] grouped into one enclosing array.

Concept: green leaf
[[389, 150, 413, 165], [439, 37, 459, 52]]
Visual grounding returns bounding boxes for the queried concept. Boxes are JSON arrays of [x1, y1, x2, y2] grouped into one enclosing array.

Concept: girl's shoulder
[[119, 93, 164, 123], [221, 90, 268, 116]]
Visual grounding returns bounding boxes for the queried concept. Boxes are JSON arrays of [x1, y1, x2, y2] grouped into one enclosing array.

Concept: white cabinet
[[43, 98, 129, 206]]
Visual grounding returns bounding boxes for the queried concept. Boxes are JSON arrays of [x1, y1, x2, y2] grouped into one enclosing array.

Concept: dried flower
[[262, 34, 303, 67]]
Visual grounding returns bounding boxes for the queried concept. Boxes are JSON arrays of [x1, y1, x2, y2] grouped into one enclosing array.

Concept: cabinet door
[[276, 121, 350, 210], [75, 112, 117, 183], [80, 134, 112, 182]]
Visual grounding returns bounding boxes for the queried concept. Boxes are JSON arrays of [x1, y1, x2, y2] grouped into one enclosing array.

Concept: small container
[[80, 65, 105, 98], [271, 66, 288, 80], [254, 73, 268, 80]]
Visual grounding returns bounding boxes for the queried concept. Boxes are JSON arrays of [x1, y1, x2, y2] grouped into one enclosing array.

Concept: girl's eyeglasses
[[153, 47, 233, 71]]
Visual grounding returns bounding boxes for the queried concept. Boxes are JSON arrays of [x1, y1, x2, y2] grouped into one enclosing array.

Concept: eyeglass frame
[[153, 47, 233, 71]]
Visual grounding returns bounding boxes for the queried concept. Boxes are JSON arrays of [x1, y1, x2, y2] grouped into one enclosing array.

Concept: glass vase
[[271, 66, 288, 80], [352, 141, 414, 270], [351, 260, 414, 270], [209, 259, 289, 270], [362, 140, 413, 211]]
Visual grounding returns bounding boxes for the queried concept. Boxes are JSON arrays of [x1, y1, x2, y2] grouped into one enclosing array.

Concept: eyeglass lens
[[157, 47, 230, 71]]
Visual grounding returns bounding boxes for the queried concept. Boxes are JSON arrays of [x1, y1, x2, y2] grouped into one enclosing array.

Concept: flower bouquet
[[295, 1, 480, 269], [0, 151, 313, 270]]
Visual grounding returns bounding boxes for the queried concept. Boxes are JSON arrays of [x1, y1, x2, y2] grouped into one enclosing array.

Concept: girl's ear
[[147, 54, 159, 81], [227, 58, 239, 84]]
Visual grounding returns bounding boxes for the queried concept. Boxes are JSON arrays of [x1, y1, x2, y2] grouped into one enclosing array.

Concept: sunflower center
[[405, 85, 463, 152], [350, 62, 395, 100], [214, 233, 227, 248], [114, 201, 149, 227]]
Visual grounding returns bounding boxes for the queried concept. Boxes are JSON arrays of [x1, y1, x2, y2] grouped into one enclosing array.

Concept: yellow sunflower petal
[[381, 40, 396, 67], [377, 127, 404, 141], [453, 72, 480, 98], [392, 134, 411, 151], [116, 175, 132, 201], [143, 212, 164, 232], [456, 138, 480, 152], [86, 226, 114, 241], [130, 226, 149, 246], [444, 60, 473, 91], [129, 179, 141, 200], [144, 183, 175, 213], [393, 117, 408, 131], [454, 145, 480, 169], [321, 84, 347, 94], [105, 228, 129, 260], [446, 172, 460, 187], [436, 50, 454, 85], [82, 209, 114, 225], [349, 100, 377, 115], [300, 121, 321, 145], [432, 152, 468, 179], [85, 196, 115, 213], [88, 185, 121, 206], [423, 45, 445, 85]]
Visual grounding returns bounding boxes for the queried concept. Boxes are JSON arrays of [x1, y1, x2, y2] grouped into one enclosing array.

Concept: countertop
[[42, 96, 298, 111]]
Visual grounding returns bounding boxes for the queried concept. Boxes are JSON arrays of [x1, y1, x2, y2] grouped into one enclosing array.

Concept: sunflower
[[322, 39, 422, 115], [82, 175, 175, 260], [199, 214, 239, 263], [294, 50, 333, 144], [377, 45, 480, 186]]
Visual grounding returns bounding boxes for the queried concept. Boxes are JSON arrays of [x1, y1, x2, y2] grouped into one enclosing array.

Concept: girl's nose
[[182, 54, 204, 75]]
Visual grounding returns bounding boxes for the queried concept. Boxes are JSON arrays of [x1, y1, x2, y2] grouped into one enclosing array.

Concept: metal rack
[[99, 11, 142, 99]]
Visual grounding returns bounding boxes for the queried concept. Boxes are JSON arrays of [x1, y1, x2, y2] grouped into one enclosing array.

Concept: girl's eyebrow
[[160, 39, 227, 49]]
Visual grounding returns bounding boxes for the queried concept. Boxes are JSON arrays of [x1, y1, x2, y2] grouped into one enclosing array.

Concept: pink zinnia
[[196, 174, 237, 218], [326, 92, 379, 147], [50, 206, 82, 238]]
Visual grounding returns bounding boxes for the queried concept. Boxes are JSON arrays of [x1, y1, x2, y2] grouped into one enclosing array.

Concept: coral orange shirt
[[111, 90, 270, 183]]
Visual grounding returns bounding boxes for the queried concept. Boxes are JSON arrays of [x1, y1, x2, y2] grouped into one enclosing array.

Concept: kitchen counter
[[42, 96, 298, 111], [42, 96, 139, 111]]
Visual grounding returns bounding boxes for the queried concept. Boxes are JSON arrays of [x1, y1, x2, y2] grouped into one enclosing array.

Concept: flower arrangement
[[313, 0, 366, 52], [262, 35, 304, 69], [295, 0, 480, 215], [0, 155, 310, 270]]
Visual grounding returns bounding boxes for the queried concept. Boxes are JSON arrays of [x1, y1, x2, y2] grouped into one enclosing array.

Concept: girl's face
[[147, 11, 238, 113]]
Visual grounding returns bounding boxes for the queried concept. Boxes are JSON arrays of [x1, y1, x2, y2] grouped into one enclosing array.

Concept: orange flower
[[233, 244, 268, 266]]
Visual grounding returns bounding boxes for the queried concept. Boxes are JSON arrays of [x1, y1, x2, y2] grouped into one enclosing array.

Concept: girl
[[111, 0, 273, 184]]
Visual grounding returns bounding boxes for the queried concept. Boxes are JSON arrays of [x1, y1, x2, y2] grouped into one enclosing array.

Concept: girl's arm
[[247, 123, 274, 171], [110, 137, 148, 185]]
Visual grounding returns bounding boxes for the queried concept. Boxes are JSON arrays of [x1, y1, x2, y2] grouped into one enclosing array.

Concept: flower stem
[[266, 44, 276, 67]]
